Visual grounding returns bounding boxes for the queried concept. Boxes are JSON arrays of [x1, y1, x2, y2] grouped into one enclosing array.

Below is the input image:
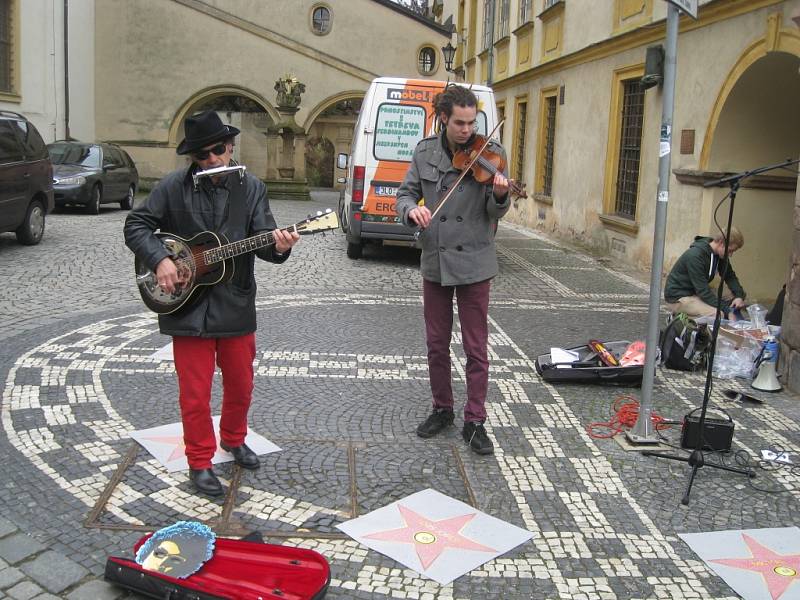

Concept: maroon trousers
[[172, 334, 256, 470], [423, 278, 491, 423]]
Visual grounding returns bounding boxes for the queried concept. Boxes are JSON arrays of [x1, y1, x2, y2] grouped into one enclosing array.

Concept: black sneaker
[[416, 408, 455, 438], [462, 422, 494, 455]]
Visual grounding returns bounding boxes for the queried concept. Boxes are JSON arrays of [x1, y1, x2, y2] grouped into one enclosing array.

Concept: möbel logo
[[387, 88, 433, 103]]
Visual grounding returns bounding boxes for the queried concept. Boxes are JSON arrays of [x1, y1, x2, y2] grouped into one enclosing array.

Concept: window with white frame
[[310, 5, 332, 35], [496, 0, 510, 39], [418, 47, 436, 74], [482, 0, 493, 50], [519, 0, 532, 24]]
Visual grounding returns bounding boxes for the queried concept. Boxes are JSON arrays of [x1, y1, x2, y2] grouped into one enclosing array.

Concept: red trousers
[[423, 278, 491, 423], [172, 334, 255, 469]]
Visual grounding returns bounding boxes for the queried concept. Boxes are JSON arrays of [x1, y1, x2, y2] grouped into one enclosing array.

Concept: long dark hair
[[433, 84, 478, 133]]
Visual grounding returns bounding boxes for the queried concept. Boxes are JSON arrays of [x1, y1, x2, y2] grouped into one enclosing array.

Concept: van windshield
[[373, 103, 488, 162]]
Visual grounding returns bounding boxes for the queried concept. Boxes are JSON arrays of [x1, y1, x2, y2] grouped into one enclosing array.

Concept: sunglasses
[[193, 143, 228, 161]]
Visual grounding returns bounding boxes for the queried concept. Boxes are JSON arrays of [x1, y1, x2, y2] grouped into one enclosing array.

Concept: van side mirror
[[337, 153, 348, 170]]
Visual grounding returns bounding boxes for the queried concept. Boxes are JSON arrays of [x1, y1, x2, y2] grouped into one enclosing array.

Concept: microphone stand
[[643, 157, 800, 506]]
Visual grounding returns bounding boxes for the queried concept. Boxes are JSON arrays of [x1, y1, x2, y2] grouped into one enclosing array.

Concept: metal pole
[[626, 4, 680, 444], [486, 0, 496, 85]]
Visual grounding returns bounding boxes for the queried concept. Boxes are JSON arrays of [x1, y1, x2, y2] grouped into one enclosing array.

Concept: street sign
[[665, 0, 698, 19]]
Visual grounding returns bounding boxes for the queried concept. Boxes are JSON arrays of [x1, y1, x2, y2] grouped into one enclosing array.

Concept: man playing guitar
[[124, 110, 299, 496]]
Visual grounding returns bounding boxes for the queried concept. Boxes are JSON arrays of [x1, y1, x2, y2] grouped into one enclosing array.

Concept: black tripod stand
[[644, 157, 800, 506]]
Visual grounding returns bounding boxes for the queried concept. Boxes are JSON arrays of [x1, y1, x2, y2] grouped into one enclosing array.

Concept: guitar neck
[[204, 225, 297, 264]]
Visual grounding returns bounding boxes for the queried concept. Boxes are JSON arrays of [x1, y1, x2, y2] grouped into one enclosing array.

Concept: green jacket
[[664, 236, 745, 313]]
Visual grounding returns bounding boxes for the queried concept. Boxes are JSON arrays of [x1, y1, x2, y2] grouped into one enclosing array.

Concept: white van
[[337, 77, 498, 259]]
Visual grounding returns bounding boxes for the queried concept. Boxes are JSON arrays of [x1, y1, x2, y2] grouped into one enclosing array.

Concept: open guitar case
[[534, 340, 644, 386], [105, 531, 331, 600]]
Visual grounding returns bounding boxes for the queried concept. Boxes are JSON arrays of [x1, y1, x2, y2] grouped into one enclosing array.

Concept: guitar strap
[[224, 172, 247, 237]]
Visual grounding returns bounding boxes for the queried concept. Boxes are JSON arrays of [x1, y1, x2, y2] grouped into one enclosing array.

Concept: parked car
[[47, 141, 139, 213], [0, 110, 54, 245]]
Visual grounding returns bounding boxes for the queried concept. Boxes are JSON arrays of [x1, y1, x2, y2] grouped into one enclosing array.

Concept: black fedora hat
[[176, 110, 240, 155]]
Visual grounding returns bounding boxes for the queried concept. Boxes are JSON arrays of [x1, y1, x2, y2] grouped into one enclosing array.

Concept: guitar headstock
[[296, 209, 340, 235]]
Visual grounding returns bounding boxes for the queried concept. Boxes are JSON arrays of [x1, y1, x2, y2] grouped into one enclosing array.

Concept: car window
[[0, 120, 25, 164], [120, 149, 136, 168], [107, 146, 125, 167], [49, 144, 101, 168], [12, 120, 48, 160]]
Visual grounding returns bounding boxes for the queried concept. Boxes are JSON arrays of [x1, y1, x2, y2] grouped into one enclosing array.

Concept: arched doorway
[[306, 136, 335, 188], [170, 87, 277, 180], [704, 51, 800, 304], [305, 95, 363, 190]]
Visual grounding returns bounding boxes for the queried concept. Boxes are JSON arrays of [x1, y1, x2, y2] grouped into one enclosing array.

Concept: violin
[[452, 134, 528, 199]]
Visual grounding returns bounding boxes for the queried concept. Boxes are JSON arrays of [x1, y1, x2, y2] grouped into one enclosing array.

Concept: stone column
[[779, 165, 800, 390], [264, 75, 310, 201]]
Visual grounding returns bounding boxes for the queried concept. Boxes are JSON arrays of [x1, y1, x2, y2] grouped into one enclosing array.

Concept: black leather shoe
[[189, 468, 224, 496], [462, 422, 494, 455], [416, 408, 454, 438], [220, 442, 260, 470]]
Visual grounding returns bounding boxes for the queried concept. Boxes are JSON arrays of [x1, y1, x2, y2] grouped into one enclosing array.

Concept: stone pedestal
[[264, 79, 310, 201]]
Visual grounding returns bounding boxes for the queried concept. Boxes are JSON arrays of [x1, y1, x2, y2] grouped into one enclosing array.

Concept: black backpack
[[659, 312, 711, 371]]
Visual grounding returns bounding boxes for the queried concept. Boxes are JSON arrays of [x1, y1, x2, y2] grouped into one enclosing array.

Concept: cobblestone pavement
[[0, 191, 798, 599]]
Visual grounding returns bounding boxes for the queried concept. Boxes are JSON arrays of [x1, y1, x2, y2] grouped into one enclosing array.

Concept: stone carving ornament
[[275, 74, 306, 109]]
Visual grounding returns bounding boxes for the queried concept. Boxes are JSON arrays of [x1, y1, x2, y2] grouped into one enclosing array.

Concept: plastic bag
[[712, 335, 759, 379]]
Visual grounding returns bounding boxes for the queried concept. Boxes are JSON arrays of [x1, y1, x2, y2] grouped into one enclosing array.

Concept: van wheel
[[86, 184, 102, 215], [15, 200, 46, 245], [347, 242, 363, 259]]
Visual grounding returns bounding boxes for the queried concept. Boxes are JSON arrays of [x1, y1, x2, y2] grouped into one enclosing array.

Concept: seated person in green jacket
[[664, 227, 746, 320]]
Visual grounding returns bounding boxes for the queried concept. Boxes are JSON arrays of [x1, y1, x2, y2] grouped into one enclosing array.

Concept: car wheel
[[347, 242, 363, 259], [86, 184, 101, 215], [15, 200, 46, 245], [120, 185, 135, 210]]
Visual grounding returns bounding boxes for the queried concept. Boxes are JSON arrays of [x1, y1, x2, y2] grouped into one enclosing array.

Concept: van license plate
[[374, 186, 398, 197]]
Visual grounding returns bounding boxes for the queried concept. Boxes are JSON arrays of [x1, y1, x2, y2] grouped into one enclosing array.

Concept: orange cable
[[586, 394, 671, 439]]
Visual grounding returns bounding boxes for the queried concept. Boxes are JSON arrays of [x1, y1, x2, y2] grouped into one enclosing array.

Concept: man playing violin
[[396, 85, 510, 455], [124, 110, 300, 496]]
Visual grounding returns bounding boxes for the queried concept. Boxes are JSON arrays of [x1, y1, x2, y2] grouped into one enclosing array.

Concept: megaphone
[[752, 337, 782, 392]]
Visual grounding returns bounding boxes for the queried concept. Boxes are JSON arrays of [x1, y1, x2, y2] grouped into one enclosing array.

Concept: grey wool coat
[[395, 134, 510, 286]]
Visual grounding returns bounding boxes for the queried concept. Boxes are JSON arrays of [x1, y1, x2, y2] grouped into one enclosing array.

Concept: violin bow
[[415, 120, 505, 239]]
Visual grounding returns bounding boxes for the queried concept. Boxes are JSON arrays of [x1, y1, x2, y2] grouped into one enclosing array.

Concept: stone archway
[[702, 51, 800, 304], [304, 93, 364, 190], [697, 17, 800, 390], [169, 86, 278, 179]]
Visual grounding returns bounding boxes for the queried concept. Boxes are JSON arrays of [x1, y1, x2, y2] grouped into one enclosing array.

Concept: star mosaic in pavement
[[681, 528, 800, 600], [710, 534, 800, 600], [140, 434, 191, 463], [130, 416, 282, 472], [338, 488, 533, 584], [364, 504, 496, 569]]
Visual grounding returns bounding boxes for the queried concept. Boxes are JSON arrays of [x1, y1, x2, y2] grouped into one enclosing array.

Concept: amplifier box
[[680, 411, 734, 452]]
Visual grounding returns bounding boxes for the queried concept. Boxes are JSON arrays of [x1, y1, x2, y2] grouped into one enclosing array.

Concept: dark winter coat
[[664, 236, 745, 313], [395, 134, 510, 286], [124, 165, 289, 337]]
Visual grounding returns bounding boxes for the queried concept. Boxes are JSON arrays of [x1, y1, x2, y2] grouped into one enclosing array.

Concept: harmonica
[[192, 164, 246, 190]]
